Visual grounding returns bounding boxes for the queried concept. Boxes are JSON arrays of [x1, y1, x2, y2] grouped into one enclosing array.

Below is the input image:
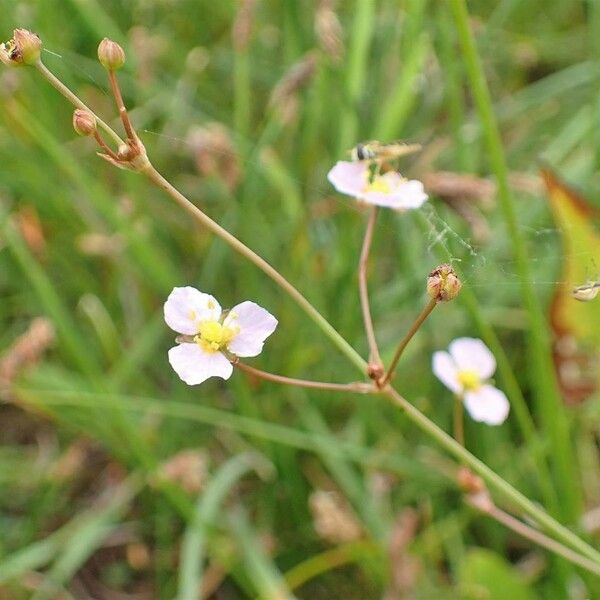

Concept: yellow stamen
[[364, 178, 391, 194], [457, 369, 481, 392], [195, 320, 236, 353]]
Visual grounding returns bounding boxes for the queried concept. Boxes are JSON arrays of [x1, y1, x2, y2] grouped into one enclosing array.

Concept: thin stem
[[467, 496, 600, 577], [234, 361, 373, 394], [93, 130, 120, 161], [35, 61, 124, 148], [358, 206, 382, 366], [453, 395, 465, 447], [142, 164, 367, 375], [383, 387, 600, 566], [107, 69, 136, 143], [380, 298, 437, 386]]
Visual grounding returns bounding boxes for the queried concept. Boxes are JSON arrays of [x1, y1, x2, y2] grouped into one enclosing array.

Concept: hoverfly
[[571, 281, 600, 302], [350, 140, 421, 162]]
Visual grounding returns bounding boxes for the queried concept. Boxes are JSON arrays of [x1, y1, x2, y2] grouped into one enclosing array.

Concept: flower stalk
[[358, 206, 382, 369], [380, 298, 437, 387], [234, 361, 373, 394]]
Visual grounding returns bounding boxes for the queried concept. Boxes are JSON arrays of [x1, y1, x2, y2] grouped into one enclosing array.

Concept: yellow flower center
[[364, 177, 391, 194], [195, 320, 236, 353], [457, 369, 481, 392]]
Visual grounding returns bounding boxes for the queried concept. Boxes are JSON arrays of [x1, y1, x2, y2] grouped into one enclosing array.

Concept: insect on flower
[[327, 161, 428, 210], [164, 287, 278, 385], [432, 338, 510, 425], [349, 140, 421, 162]]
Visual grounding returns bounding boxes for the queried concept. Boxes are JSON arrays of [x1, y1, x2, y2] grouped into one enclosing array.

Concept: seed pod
[[427, 263, 462, 303]]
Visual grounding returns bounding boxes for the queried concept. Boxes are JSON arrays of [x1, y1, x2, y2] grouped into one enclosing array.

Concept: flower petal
[[464, 385, 510, 425], [449, 337, 496, 380], [224, 301, 278, 357], [359, 177, 428, 210], [432, 351, 461, 393], [168, 343, 232, 385], [164, 287, 222, 335], [327, 161, 368, 198]]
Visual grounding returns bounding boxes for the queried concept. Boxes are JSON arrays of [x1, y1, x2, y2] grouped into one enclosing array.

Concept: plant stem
[[35, 61, 124, 148], [142, 164, 367, 374], [383, 386, 600, 565], [93, 130, 120, 161], [107, 69, 136, 143], [358, 206, 382, 366], [454, 395, 465, 447], [450, 0, 580, 521], [467, 495, 600, 577], [234, 361, 373, 394], [381, 298, 437, 386]]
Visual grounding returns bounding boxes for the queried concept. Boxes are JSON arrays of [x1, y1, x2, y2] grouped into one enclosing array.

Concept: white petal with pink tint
[[168, 343, 233, 385], [432, 351, 461, 394], [327, 161, 365, 197], [449, 337, 496, 380], [224, 301, 278, 357], [164, 287, 221, 335], [464, 385, 510, 425], [327, 160, 428, 211]]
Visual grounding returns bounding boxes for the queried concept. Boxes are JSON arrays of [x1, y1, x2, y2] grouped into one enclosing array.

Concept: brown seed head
[[427, 263, 462, 303], [98, 38, 125, 70], [72, 109, 96, 136]]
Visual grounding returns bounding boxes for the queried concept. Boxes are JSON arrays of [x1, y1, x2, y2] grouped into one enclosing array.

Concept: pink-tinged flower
[[164, 287, 278, 385], [432, 338, 509, 425], [327, 161, 427, 210]]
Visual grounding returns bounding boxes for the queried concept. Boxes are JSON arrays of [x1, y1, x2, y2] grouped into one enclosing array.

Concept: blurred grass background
[[0, 0, 599, 597]]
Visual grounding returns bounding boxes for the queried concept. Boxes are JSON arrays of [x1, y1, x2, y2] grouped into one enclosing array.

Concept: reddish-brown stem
[[107, 69, 136, 143], [358, 206, 382, 367], [93, 130, 120, 161], [380, 298, 437, 387], [234, 361, 373, 394], [467, 495, 600, 576]]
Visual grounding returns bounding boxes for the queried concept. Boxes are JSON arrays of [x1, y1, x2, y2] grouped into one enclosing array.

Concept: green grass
[[1, 0, 600, 597]]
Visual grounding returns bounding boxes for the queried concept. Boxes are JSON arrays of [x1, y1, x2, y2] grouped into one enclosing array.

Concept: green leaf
[[459, 548, 536, 600]]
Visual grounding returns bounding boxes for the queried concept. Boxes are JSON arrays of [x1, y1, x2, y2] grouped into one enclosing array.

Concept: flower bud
[[97, 38, 125, 70], [457, 467, 485, 495], [72, 109, 96, 136], [427, 263, 462, 303], [0, 29, 42, 66]]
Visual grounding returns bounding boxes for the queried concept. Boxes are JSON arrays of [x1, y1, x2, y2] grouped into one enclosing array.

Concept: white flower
[[432, 337, 509, 425], [164, 286, 278, 385], [327, 161, 428, 210]]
